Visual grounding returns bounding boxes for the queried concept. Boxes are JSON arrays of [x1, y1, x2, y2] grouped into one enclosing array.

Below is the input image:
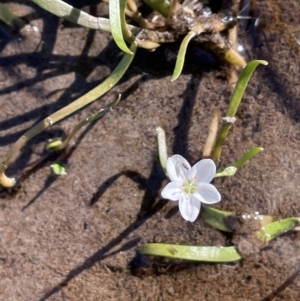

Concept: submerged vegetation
[[0, 0, 300, 265], [0, 0, 247, 187]]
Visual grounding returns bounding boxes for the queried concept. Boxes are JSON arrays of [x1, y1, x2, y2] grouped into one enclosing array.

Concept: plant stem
[[47, 95, 121, 151], [31, 0, 141, 36], [0, 43, 137, 187], [156, 126, 168, 176], [30, 0, 160, 49], [202, 109, 219, 158], [142, 0, 170, 17]]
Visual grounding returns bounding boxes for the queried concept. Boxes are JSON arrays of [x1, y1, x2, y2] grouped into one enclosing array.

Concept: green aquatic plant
[[30, 0, 246, 68], [1, 0, 298, 267], [45, 95, 121, 152], [139, 61, 300, 263], [139, 216, 300, 262], [0, 43, 136, 187], [0, 3, 23, 27], [139, 244, 242, 262], [140, 60, 300, 263], [0, 0, 247, 187]]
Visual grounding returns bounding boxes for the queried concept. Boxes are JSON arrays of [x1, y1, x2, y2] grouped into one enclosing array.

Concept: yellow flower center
[[182, 179, 197, 195]]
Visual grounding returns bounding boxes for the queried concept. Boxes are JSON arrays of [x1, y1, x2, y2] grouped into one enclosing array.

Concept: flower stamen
[[182, 179, 197, 195]]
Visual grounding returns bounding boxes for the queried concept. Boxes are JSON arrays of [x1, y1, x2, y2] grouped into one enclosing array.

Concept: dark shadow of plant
[[36, 73, 199, 300]]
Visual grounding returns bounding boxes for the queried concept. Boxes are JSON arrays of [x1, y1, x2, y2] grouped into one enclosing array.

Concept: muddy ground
[[1, 0, 300, 300]]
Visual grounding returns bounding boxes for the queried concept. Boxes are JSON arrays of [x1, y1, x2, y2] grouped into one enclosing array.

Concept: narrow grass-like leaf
[[171, 25, 202, 81], [109, 0, 132, 54], [31, 0, 111, 32], [0, 43, 137, 187], [31, 0, 160, 49], [212, 60, 268, 161], [226, 60, 268, 117], [202, 205, 233, 232], [156, 127, 168, 177], [46, 140, 62, 150], [233, 147, 264, 169], [139, 243, 241, 262], [46, 95, 121, 151], [142, 0, 170, 17], [255, 218, 300, 242], [0, 3, 23, 27], [120, 0, 135, 42]]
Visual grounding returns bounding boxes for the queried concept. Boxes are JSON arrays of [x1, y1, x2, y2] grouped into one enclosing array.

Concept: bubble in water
[[32, 26, 40, 33], [47, 117, 53, 126], [222, 116, 236, 124]]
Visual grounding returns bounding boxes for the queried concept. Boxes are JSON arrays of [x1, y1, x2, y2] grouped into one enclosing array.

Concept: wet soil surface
[[1, 0, 300, 300]]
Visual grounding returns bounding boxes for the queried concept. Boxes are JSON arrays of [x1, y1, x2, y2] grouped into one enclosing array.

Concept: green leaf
[[214, 166, 237, 178], [46, 139, 62, 151], [44, 43, 136, 125], [212, 60, 268, 161], [0, 43, 137, 188], [0, 3, 23, 27], [46, 95, 121, 152], [30, 0, 171, 50], [31, 0, 112, 32], [255, 217, 300, 242], [142, 0, 170, 18], [226, 60, 268, 117], [171, 24, 203, 81], [109, 0, 132, 54], [51, 163, 66, 175], [202, 205, 233, 232], [233, 147, 264, 169], [213, 147, 264, 177], [139, 243, 241, 262]]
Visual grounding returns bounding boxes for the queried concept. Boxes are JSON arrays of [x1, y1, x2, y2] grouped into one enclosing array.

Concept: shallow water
[[0, 1, 300, 300]]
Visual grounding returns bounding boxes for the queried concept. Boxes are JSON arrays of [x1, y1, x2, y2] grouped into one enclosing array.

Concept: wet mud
[[0, 0, 300, 300]]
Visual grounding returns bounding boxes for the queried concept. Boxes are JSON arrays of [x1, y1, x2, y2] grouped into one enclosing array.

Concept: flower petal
[[166, 155, 191, 182], [194, 159, 216, 183], [178, 194, 201, 222], [161, 181, 183, 201], [194, 183, 221, 204]]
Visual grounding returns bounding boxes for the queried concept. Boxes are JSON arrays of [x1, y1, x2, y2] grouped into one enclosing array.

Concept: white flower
[[161, 155, 221, 222]]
